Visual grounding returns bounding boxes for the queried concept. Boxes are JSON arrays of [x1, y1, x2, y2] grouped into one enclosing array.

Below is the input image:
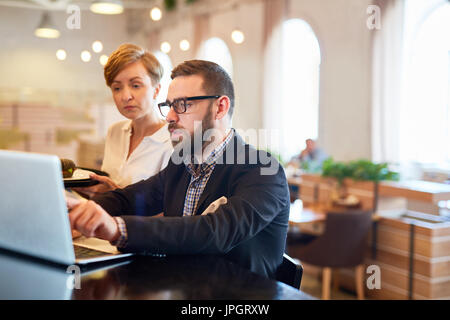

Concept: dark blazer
[[93, 132, 290, 278]]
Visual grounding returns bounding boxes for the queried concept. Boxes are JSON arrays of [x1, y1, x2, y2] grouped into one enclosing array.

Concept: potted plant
[[321, 158, 399, 210]]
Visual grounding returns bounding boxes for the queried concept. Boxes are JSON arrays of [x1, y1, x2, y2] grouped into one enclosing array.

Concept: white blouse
[[101, 120, 173, 188]]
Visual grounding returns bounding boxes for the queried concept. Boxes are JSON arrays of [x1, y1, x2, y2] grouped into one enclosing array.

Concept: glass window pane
[[197, 37, 233, 78], [280, 19, 321, 160], [153, 50, 173, 105], [400, 2, 450, 167]]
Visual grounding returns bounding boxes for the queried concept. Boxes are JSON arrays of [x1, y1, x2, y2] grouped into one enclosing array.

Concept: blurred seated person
[[286, 139, 327, 202], [288, 139, 328, 173]]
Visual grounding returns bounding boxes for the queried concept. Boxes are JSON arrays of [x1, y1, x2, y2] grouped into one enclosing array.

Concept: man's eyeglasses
[[158, 95, 220, 118]]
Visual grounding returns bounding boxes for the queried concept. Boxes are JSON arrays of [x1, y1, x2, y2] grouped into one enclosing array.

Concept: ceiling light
[[34, 12, 60, 39], [81, 50, 92, 62], [150, 7, 162, 21], [99, 55, 109, 66], [179, 40, 190, 51], [90, 0, 124, 15], [56, 49, 67, 61], [161, 42, 171, 54], [231, 29, 245, 44], [92, 40, 103, 53]]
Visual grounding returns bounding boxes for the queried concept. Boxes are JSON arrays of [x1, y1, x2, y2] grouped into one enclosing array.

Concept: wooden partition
[[296, 173, 377, 210], [289, 173, 450, 299], [344, 213, 450, 300]]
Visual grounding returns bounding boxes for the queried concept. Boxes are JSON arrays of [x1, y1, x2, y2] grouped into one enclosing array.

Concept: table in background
[[0, 248, 314, 300], [289, 199, 382, 235], [289, 200, 326, 235]]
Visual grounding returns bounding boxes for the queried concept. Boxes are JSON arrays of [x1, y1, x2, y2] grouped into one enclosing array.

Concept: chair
[[275, 253, 303, 290], [287, 210, 373, 299]]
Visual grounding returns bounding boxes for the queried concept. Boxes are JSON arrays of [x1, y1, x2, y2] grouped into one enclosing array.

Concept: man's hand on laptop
[[68, 200, 120, 242], [65, 194, 86, 239]]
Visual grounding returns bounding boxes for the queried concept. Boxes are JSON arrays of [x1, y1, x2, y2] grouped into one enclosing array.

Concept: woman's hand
[[71, 229, 82, 239], [72, 173, 120, 199]]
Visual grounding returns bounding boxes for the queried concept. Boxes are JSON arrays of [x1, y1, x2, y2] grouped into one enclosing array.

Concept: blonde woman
[[76, 43, 173, 198]]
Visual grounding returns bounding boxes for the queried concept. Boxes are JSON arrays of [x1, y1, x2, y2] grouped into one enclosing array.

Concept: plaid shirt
[[111, 129, 234, 248], [111, 216, 128, 248], [183, 129, 234, 216]]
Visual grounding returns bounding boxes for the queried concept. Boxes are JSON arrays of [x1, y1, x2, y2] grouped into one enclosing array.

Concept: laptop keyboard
[[74, 245, 109, 259]]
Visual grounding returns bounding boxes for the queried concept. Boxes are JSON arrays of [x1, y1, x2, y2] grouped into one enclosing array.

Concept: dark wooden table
[[0, 249, 314, 300]]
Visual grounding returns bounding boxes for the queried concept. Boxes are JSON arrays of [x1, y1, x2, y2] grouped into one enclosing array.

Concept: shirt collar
[[148, 123, 170, 143], [122, 121, 170, 143], [121, 120, 133, 134], [205, 128, 234, 164], [186, 128, 234, 176]]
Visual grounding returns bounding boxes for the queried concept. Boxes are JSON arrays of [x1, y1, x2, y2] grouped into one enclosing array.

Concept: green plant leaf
[[164, 0, 176, 11], [321, 158, 399, 183]]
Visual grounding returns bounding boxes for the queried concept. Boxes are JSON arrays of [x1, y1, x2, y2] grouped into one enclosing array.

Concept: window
[[153, 50, 173, 107], [279, 19, 321, 160], [197, 37, 233, 78], [400, 1, 450, 169]]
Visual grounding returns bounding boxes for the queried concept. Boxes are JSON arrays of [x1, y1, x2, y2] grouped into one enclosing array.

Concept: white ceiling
[[0, 0, 160, 11]]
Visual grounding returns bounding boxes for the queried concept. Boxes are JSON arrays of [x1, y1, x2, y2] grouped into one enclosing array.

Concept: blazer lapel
[[165, 164, 191, 217], [194, 133, 244, 215], [194, 163, 223, 215]]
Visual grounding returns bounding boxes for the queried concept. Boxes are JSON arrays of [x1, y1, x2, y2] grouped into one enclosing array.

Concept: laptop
[[0, 150, 133, 265], [0, 247, 131, 299]]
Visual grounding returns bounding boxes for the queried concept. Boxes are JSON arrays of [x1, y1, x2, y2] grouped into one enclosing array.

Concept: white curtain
[[262, 0, 286, 158], [372, 0, 449, 175], [371, 0, 405, 164], [399, 0, 449, 168]]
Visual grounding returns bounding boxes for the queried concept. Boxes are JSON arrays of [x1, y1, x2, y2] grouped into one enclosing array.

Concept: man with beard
[[67, 60, 290, 278]]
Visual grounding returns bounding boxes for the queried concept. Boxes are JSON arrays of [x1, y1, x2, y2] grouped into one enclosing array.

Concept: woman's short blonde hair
[[104, 43, 163, 87]]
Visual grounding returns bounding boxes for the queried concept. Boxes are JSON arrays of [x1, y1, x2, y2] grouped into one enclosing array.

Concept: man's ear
[[215, 96, 230, 120], [153, 84, 161, 100]]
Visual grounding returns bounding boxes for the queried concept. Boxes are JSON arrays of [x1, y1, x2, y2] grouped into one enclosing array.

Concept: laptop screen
[[0, 150, 75, 265]]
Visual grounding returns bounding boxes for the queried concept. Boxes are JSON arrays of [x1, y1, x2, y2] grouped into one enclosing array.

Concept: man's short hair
[[104, 43, 163, 87], [171, 60, 235, 118]]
